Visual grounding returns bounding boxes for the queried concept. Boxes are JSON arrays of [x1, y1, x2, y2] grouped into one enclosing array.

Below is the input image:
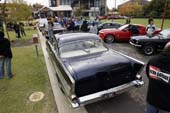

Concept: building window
[[60, 0, 73, 5], [51, 0, 56, 6]]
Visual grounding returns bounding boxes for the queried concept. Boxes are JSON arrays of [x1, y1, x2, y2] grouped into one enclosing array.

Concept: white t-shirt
[[146, 24, 156, 36], [89, 25, 98, 34]]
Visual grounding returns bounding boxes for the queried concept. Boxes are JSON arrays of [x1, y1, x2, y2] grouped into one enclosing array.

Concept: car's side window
[[104, 23, 111, 28], [103, 24, 108, 28], [130, 25, 139, 35]]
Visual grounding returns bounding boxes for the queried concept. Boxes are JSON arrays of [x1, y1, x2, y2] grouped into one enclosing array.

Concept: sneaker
[[7, 74, 14, 79]]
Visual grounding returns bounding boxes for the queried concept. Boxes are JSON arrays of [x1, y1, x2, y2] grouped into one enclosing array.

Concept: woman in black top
[[0, 31, 13, 79]]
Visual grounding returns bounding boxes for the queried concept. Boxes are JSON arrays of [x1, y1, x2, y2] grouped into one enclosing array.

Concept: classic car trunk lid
[[64, 51, 143, 97]]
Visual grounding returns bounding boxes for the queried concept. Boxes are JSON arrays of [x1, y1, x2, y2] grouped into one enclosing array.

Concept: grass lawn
[[1, 25, 58, 113], [102, 18, 170, 29], [5, 26, 37, 41], [0, 46, 58, 113]]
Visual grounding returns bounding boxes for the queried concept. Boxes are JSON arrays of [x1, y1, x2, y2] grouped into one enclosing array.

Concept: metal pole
[[161, 0, 168, 30], [35, 44, 39, 57]]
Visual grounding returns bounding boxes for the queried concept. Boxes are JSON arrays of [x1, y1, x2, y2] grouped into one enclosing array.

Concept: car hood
[[131, 35, 159, 40], [64, 51, 132, 80]]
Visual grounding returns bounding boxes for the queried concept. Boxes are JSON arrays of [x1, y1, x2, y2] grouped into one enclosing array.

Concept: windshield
[[53, 23, 62, 29], [59, 39, 107, 58], [160, 29, 170, 38], [39, 18, 47, 25], [118, 24, 129, 30]]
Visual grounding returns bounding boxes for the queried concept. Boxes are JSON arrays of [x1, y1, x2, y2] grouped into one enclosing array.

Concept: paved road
[[85, 42, 155, 113]]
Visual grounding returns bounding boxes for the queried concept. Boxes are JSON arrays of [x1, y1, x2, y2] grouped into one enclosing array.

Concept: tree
[[74, 6, 84, 17], [143, 0, 170, 17], [6, 0, 32, 22], [119, 2, 143, 16]]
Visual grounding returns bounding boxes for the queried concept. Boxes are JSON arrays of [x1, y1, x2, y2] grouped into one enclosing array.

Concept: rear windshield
[[59, 39, 107, 58]]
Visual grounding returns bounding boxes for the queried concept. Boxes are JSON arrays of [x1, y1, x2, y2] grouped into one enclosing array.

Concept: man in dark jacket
[[81, 20, 88, 32], [146, 42, 170, 113], [0, 31, 13, 79]]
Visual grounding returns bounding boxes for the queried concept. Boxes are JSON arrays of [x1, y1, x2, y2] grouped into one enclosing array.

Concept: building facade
[[49, 0, 106, 17]]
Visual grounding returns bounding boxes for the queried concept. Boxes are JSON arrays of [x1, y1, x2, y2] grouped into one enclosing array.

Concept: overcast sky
[[25, 0, 130, 6], [24, 0, 49, 6], [0, 0, 49, 5], [0, 0, 150, 7]]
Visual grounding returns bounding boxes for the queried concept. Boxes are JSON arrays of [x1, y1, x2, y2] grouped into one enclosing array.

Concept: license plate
[[103, 92, 116, 98]]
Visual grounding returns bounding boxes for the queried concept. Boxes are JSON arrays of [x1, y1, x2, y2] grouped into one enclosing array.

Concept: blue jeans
[[0, 58, 12, 78], [147, 104, 170, 113]]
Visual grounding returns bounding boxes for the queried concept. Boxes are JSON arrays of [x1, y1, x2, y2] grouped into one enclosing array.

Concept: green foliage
[[6, 0, 32, 22], [74, 7, 84, 17], [0, 45, 57, 113], [119, 2, 143, 17], [74, 8, 83, 17], [143, 0, 170, 17], [148, 11, 158, 17]]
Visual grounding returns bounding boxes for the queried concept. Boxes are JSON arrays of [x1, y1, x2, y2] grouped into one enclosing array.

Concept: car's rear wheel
[[143, 45, 156, 55], [105, 35, 115, 43]]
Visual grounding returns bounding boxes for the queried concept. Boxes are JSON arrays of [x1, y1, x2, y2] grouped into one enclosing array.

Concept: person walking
[[14, 23, 21, 38], [20, 22, 26, 36], [89, 22, 98, 34], [146, 42, 170, 113], [0, 31, 13, 79], [81, 20, 88, 32], [146, 18, 156, 37], [125, 16, 131, 24]]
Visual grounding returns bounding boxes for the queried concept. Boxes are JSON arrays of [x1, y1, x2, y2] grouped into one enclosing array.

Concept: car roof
[[55, 33, 101, 46]]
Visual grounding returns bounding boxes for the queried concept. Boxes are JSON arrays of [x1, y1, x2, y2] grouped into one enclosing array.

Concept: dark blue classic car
[[46, 33, 144, 108]]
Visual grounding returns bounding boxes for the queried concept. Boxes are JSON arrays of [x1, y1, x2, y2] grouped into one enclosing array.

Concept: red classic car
[[99, 24, 161, 43]]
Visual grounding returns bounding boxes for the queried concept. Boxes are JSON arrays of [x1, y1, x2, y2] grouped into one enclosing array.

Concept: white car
[[38, 18, 48, 32]]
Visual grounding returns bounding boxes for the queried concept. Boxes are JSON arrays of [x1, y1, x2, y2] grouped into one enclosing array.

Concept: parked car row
[[74, 20, 121, 32], [40, 17, 170, 109], [99, 24, 161, 43], [97, 23, 170, 56], [97, 15, 127, 20], [39, 18, 170, 57]]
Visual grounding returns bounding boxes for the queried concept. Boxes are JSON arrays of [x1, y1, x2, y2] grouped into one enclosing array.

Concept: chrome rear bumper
[[71, 79, 144, 108]]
